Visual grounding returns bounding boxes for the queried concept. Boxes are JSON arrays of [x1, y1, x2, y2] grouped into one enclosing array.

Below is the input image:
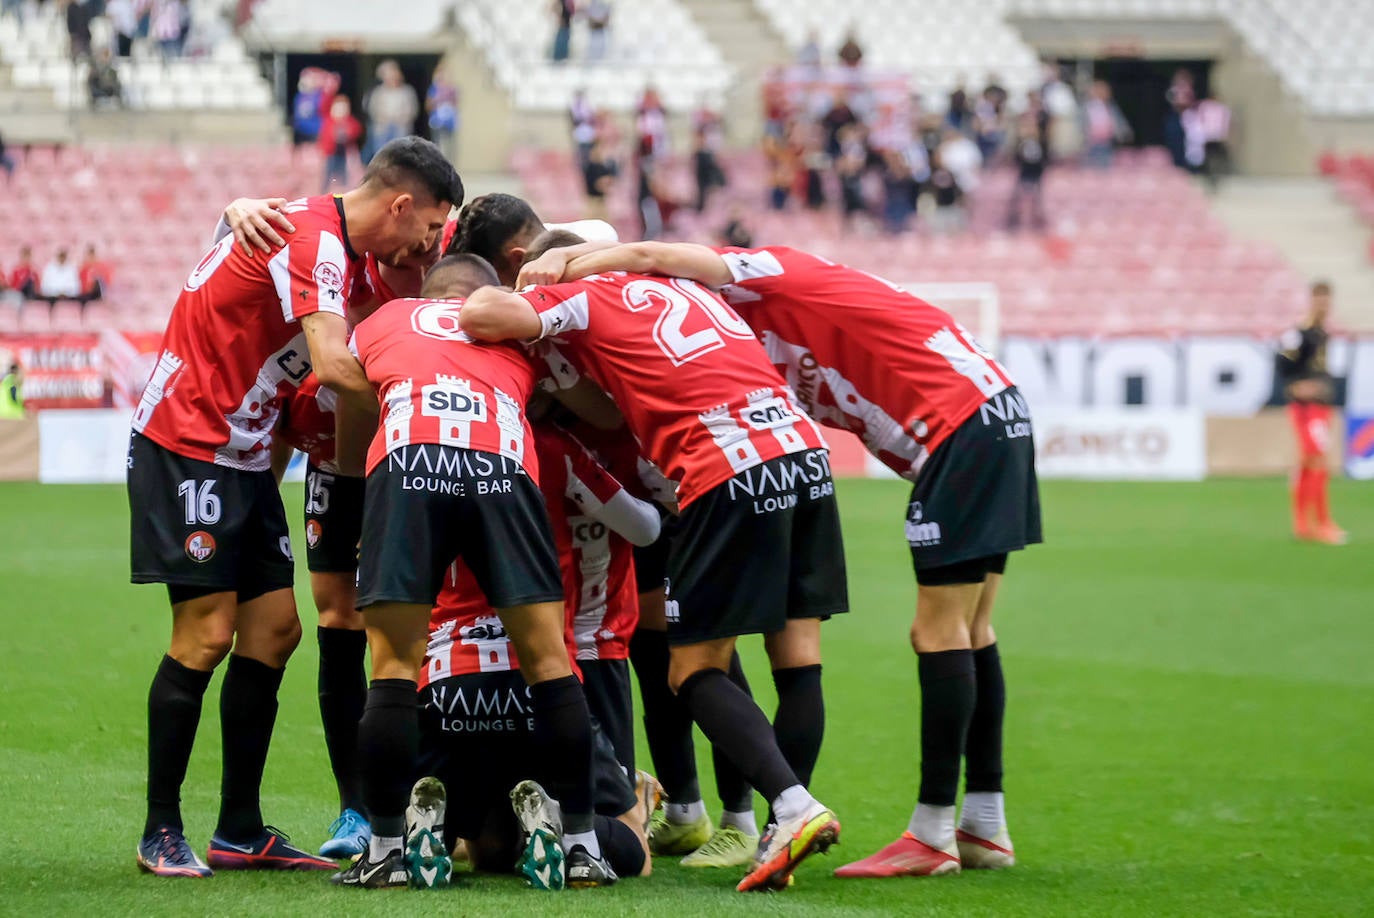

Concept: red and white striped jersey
[[715, 246, 1015, 479], [350, 297, 540, 478], [421, 558, 537, 687], [275, 372, 337, 470], [132, 195, 358, 470], [537, 425, 639, 662], [520, 273, 827, 508]]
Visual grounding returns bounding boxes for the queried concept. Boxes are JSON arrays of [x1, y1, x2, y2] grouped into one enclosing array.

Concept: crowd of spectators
[[549, 0, 613, 64], [1, 244, 111, 311]]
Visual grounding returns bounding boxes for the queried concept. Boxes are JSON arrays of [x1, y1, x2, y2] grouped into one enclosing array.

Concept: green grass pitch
[[1, 477, 1371, 916]]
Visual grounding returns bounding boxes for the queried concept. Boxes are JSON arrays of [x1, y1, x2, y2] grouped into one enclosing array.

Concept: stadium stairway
[[677, 0, 790, 145], [1209, 177, 1374, 331]]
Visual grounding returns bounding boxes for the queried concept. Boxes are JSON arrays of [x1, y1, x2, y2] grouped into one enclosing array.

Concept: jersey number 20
[[622, 278, 754, 367]]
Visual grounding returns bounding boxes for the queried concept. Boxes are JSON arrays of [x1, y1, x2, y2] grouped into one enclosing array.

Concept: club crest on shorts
[[306, 519, 323, 548], [184, 530, 216, 562]]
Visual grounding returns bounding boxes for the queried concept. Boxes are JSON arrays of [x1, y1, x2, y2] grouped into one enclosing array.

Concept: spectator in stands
[[1164, 68, 1196, 170], [719, 204, 753, 248], [881, 149, 919, 234], [292, 69, 329, 151], [319, 94, 362, 191], [927, 151, 964, 234], [0, 129, 13, 182], [797, 29, 821, 72], [798, 121, 829, 209], [1184, 92, 1232, 192], [946, 80, 971, 134], [550, 0, 574, 63], [1006, 112, 1048, 232], [66, 0, 93, 60], [77, 245, 109, 307], [583, 0, 611, 62], [836, 123, 869, 231], [692, 98, 727, 212], [106, 0, 137, 57], [426, 66, 460, 165], [39, 248, 81, 305], [152, 0, 187, 62], [1041, 63, 1079, 161], [973, 85, 1008, 164], [634, 85, 669, 171], [88, 48, 125, 109], [820, 88, 858, 159], [9, 247, 37, 301], [984, 73, 1008, 115], [364, 60, 419, 164], [937, 126, 981, 193], [1082, 79, 1130, 169], [766, 136, 795, 211], [569, 88, 596, 167], [581, 137, 617, 221], [837, 28, 863, 70]]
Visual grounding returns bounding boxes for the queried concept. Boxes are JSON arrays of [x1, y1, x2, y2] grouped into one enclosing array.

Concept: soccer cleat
[[648, 808, 713, 856], [1313, 524, 1349, 546], [510, 779, 565, 891], [834, 831, 960, 878], [207, 826, 338, 871], [633, 770, 663, 840], [136, 827, 213, 878], [566, 843, 618, 888], [330, 847, 409, 888], [956, 827, 1015, 870], [736, 802, 840, 892], [681, 825, 758, 868], [319, 808, 370, 859], [405, 776, 453, 889]]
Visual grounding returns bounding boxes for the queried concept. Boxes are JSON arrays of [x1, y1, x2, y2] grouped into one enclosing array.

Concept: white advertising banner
[[39, 409, 132, 483], [1032, 409, 1207, 481]]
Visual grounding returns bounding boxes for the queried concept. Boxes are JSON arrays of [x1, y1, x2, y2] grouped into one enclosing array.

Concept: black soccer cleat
[[565, 843, 618, 888], [330, 847, 409, 889]]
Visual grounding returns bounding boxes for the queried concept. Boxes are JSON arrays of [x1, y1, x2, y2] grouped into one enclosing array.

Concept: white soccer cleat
[[956, 826, 1015, 870]]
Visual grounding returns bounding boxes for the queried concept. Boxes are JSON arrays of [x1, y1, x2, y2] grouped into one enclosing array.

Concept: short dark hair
[[522, 229, 586, 266], [447, 193, 542, 262], [363, 136, 464, 209], [1311, 280, 1332, 296], [421, 253, 500, 299]]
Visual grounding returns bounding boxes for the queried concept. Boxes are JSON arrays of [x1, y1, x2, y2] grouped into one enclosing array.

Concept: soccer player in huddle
[[462, 230, 848, 892], [334, 254, 616, 888], [415, 416, 664, 889], [1278, 281, 1345, 544], [127, 137, 461, 878], [519, 239, 1042, 878], [453, 194, 762, 869]]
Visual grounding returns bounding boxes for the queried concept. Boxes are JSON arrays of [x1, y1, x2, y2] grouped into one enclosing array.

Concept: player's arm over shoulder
[[460, 285, 561, 342], [562, 242, 734, 288]]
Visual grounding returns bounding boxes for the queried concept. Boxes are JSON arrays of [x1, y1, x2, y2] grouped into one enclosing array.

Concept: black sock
[[965, 644, 1005, 793], [917, 649, 976, 807], [317, 626, 368, 814], [530, 675, 595, 834], [714, 652, 756, 813], [145, 655, 213, 838], [629, 629, 700, 804], [677, 668, 798, 803], [772, 664, 824, 789], [215, 655, 284, 842], [357, 679, 419, 840], [594, 814, 646, 877]]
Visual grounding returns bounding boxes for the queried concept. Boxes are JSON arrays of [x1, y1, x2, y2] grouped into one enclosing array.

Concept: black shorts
[[581, 658, 634, 773], [356, 445, 563, 610], [908, 387, 1043, 580], [127, 432, 295, 597], [304, 461, 364, 574], [417, 671, 637, 843], [665, 448, 848, 646]]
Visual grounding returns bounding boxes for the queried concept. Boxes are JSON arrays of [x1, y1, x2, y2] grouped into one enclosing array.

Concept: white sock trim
[[665, 799, 707, 824], [907, 803, 956, 850], [720, 809, 759, 836], [771, 785, 818, 824], [563, 828, 601, 859], [369, 834, 403, 861]]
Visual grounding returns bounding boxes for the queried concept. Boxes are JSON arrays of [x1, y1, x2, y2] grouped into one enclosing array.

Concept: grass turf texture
[[1, 477, 1371, 916]]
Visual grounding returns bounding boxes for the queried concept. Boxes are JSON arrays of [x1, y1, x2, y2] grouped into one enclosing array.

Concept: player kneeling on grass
[[461, 231, 847, 892], [520, 239, 1044, 878]]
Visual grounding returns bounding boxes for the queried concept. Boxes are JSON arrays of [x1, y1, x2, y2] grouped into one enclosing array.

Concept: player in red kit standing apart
[[127, 137, 461, 878], [461, 230, 848, 893], [1278, 281, 1346, 545], [334, 254, 616, 889], [520, 239, 1042, 879]]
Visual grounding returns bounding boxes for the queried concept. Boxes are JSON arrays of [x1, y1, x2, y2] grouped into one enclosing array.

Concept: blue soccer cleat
[[320, 808, 370, 859]]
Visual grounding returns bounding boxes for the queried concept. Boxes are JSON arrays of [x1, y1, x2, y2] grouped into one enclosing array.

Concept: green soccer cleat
[[510, 780, 565, 891], [648, 808, 713, 857], [404, 777, 453, 889], [680, 825, 759, 868]]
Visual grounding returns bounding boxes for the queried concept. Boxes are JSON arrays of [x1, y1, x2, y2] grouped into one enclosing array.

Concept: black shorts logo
[[306, 519, 322, 548], [185, 530, 216, 563]]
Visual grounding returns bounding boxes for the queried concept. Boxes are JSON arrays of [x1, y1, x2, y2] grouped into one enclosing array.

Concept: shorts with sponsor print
[[417, 671, 637, 845], [907, 386, 1042, 577], [356, 444, 563, 610], [127, 431, 295, 595], [304, 460, 364, 573], [665, 448, 848, 646]]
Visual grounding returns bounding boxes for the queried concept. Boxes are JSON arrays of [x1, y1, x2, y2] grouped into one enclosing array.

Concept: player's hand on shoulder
[[224, 197, 295, 256], [516, 250, 571, 290]]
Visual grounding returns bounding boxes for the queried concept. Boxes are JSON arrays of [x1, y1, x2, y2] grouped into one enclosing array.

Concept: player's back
[[717, 246, 1015, 478], [352, 297, 539, 477], [133, 195, 357, 470], [522, 272, 826, 506]]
